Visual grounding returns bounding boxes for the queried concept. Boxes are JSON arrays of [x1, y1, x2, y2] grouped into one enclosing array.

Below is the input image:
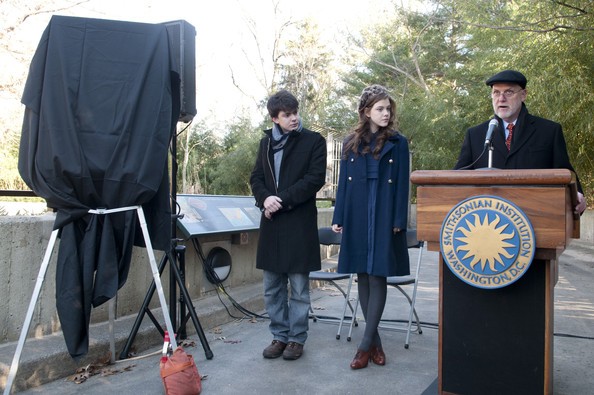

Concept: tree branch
[[21, 1, 91, 23]]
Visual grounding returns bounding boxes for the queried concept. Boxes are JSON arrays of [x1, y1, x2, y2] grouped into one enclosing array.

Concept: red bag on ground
[[160, 347, 202, 395]]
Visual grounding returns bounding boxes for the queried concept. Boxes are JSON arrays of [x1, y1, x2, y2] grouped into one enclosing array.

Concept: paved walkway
[[4, 240, 594, 394]]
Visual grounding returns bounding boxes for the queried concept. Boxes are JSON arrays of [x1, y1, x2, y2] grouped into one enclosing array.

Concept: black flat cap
[[486, 70, 527, 89]]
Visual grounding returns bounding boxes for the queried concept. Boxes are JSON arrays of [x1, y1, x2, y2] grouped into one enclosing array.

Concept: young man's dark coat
[[250, 128, 327, 273]]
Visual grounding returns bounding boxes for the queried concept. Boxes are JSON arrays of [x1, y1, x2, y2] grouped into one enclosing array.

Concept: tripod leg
[[176, 244, 187, 339], [136, 207, 177, 349], [169, 254, 214, 359], [169, 247, 177, 336], [4, 229, 59, 395], [118, 253, 168, 359], [108, 298, 116, 363]]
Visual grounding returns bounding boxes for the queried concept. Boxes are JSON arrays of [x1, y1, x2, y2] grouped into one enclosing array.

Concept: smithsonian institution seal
[[440, 195, 536, 289]]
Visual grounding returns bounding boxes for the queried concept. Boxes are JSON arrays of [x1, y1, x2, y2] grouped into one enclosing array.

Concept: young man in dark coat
[[250, 90, 327, 360], [454, 69, 586, 215]]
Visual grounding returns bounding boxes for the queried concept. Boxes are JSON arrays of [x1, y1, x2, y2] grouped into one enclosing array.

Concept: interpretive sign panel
[[176, 194, 261, 238]]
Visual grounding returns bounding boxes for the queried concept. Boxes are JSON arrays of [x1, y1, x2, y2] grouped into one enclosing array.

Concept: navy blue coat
[[332, 132, 410, 277]]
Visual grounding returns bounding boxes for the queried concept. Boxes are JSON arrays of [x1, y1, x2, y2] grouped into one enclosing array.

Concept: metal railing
[[0, 190, 37, 197]]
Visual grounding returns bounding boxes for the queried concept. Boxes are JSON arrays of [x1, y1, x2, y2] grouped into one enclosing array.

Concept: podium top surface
[[411, 169, 579, 256], [411, 169, 575, 186]]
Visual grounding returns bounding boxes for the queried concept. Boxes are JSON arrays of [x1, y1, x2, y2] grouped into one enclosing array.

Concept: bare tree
[[228, 0, 296, 111], [1, 0, 91, 191]]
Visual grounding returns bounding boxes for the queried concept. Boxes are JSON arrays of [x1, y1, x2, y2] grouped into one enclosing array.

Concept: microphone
[[484, 118, 498, 146]]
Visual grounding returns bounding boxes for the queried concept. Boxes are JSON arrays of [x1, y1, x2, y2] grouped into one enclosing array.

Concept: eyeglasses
[[491, 89, 523, 99]]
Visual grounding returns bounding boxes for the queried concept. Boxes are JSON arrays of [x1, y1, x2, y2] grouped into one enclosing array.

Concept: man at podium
[[454, 69, 586, 215]]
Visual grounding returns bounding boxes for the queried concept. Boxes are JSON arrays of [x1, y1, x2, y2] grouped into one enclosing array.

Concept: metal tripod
[[119, 118, 212, 360], [119, 235, 213, 360]]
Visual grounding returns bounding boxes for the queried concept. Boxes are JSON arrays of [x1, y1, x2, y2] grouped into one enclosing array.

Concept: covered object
[[18, 15, 179, 358]]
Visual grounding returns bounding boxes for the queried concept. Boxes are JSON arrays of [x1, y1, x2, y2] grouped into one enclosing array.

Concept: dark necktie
[[506, 123, 514, 151]]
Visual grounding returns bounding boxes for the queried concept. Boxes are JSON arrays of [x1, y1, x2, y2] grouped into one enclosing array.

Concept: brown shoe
[[370, 345, 386, 365], [350, 349, 370, 369], [263, 340, 287, 358], [282, 342, 304, 360]]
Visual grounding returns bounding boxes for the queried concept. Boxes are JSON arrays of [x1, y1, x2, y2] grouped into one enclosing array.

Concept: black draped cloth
[[18, 15, 179, 358]]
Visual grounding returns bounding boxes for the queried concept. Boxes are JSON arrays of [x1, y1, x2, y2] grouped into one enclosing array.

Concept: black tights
[[357, 273, 387, 351]]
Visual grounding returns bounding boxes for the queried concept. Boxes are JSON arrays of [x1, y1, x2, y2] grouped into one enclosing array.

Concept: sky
[[2, 0, 423, 131]]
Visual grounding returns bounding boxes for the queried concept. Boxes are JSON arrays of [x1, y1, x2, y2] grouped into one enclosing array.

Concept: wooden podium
[[411, 169, 580, 395]]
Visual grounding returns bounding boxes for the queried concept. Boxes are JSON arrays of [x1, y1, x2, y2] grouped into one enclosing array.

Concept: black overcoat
[[454, 104, 583, 193], [250, 128, 327, 273]]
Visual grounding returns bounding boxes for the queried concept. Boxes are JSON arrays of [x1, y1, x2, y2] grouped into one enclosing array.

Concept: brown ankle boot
[[350, 349, 370, 369], [370, 345, 386, 365]]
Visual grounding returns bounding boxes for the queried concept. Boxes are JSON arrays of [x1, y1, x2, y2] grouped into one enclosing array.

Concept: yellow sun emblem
[[455, 213, 515, 272]]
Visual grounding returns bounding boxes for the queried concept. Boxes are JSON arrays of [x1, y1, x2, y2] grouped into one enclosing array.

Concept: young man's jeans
[[263, 270, 310, 345]]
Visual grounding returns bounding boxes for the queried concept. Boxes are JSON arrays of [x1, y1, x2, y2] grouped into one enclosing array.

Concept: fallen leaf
[[179, 339, 196, 348]]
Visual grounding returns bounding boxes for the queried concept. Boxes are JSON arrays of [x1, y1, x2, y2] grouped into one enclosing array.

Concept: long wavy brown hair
[[343, 84, 398, 159]]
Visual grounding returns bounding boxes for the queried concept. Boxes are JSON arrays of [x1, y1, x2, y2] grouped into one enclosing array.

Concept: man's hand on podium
[[576, 192, 586, 216]]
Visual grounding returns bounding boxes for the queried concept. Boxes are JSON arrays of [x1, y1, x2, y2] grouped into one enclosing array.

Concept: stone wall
[[0, 212, 264, 344], [0, 207, 591, 345]]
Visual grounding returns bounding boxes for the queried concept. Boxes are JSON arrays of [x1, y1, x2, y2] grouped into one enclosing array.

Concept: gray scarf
[[271, 119, 302, 187]]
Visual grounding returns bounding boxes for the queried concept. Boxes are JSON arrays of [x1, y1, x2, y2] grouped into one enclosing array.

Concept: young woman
[[332, 85, 410, 369]]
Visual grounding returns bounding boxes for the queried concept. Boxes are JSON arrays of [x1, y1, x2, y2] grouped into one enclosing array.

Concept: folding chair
[[309, 227, 357, 340], [380, 229, 424, 348], [347, 229, 424, 348]]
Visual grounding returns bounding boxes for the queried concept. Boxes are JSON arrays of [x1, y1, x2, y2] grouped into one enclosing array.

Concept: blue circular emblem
[[440, 195, 536, 289]]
